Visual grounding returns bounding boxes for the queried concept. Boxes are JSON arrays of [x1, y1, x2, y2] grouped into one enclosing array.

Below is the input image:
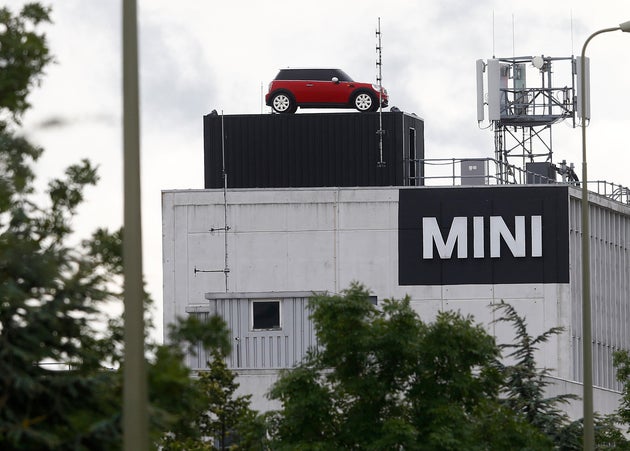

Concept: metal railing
[[409, 157, 630, 205], [500, 87, 574, 122], [586, 180, 630, 205]]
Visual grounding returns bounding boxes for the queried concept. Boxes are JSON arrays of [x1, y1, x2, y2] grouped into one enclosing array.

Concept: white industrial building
[[162, 178, 630, 417], [163, 54, 629, 418]]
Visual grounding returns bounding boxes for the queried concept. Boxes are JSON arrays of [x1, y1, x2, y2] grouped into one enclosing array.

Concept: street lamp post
[[580, 20, 630, 451], [122, 0, 148, 449]]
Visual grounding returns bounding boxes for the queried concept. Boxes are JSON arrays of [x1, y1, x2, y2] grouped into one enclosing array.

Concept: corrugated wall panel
[[569, 191, 630, 390], [187, 295, 317, 371]]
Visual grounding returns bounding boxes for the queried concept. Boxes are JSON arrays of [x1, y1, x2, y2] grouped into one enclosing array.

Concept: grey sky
[[9, 0, 630, 339]]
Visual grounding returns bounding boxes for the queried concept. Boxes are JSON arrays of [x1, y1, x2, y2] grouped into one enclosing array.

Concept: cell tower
[[476, 55, 590, 183]]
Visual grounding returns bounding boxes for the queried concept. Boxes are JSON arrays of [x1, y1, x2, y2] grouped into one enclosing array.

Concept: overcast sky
[[9, 0, 630, 340]]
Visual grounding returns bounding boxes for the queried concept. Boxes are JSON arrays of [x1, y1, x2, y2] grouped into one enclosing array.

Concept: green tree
[[153, 319, 233, 451], [614, 350, 630, 430], [494, 301, 629, 450], [158, 346, 264, 451], [609, 350, 630, 450], [0, 5, 123, 448], [0, 3, 52, 121], [267, 283, 549, 450], [492, 301, 577, 445], [197, 350, 258, 450], [0, 3, 233, 449], [0, 133, 122, 448], [0, 139, 233, 448]]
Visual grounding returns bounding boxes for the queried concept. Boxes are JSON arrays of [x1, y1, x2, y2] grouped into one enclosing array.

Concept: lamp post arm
[[580, 25, 620, 190]]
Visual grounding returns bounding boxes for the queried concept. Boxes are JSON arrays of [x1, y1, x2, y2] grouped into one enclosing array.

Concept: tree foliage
[[0, 77, 123, 447], [159, 349, 263, 450], [609, 350, 630, 450], [0, 2, 52, 121], [615, 350, 630, 430], [492, 301, 578, 445], [0, 3, 235, 449], [196, 350, 257, 450], [0, 5, 119, 448], [494, 302, 630, 450], [267, 283, 550, 450], [267, 285, 630, 450]]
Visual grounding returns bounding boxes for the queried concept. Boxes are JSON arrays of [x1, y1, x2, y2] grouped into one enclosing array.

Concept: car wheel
[[353, 92, 375, 112], [271, 92, 296, 114]]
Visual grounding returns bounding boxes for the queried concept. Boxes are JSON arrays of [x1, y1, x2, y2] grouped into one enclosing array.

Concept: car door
[[300, 70, 353, 105], [326, 69, 357, 104]]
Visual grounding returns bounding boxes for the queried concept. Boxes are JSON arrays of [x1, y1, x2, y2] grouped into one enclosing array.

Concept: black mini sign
[[398, 186, 569, 285]]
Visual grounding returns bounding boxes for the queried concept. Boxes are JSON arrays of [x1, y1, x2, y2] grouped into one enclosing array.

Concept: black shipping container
[[203, 111, 424, 189]]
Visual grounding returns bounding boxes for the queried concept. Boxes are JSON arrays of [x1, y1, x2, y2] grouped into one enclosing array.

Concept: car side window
[[295, 69, 310, 80], [304, 69, 325, 81]]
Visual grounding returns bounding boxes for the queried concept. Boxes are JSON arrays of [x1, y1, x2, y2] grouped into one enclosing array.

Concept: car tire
[[271, 92, 296, 114], [353, 91, 376, 112]]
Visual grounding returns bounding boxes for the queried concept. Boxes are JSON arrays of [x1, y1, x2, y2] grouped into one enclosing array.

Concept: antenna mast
[[376, 17, 386, 168], [194, 111, 231, 291], [221, 112, 229, 291]]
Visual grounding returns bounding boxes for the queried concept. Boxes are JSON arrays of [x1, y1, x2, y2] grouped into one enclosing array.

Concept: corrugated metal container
[[185, 291, 318, 370], [203, 111, 424, 189]]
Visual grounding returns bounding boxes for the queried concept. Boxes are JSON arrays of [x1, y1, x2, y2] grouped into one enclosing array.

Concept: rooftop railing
[[410, 157, 630, 205]]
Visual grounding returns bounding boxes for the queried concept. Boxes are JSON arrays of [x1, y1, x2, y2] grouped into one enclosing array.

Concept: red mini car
[[265, 68, 388, 114]]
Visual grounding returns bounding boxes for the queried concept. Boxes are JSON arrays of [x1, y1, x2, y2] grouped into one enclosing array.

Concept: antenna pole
[[196, 113, 232, 284], [512, 14, 515, 56], [570, 10, 574, 56], [221, 112, 230, 292], [492, 10, 496, 58], [376, 17, 386, 168]]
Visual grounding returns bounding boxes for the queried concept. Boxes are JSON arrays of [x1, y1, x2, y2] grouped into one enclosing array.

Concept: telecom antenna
[[376, 17, 386, 168], [476, 54, 587, 183]]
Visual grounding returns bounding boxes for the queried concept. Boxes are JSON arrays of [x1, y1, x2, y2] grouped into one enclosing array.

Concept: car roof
[[278, 67, 340, 69], [274, 68, 354, 81]]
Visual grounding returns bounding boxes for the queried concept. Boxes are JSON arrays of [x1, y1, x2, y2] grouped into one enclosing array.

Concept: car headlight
[[372, 84, 382, 92]]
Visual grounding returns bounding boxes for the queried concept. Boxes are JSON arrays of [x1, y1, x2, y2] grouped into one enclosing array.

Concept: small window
[[252, 300, 281, 330]]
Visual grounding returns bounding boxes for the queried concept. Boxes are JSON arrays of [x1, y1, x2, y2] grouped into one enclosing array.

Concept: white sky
[[8, 0, 630, 341]]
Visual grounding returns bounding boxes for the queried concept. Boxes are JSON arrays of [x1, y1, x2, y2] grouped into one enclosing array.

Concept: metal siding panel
[[227, 299, 235, 368], [186, 295, 318, 371], [298, 297, 309, 364], [569, 191, 630, 390], [292, 297, 301, 365], [569, 195, 583, 383]]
